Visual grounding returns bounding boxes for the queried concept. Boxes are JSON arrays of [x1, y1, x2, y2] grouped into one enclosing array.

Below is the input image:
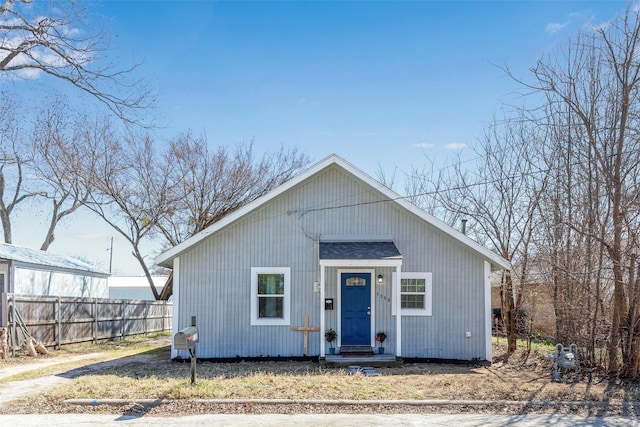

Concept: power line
[[297, 145, 640, 216]]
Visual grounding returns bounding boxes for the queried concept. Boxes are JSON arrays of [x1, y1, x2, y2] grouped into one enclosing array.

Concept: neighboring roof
[[108, 275, 169, 288], [320, 241, 402, 260], [156, 154, 510, 270], [0, 242, 108, 276]]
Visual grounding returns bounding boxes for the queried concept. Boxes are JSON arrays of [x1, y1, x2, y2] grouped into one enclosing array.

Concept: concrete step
[[339, 345, 374, 356], [320, 354, 403, 368]]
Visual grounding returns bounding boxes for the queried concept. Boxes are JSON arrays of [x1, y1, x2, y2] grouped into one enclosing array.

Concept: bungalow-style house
[[157, 154, 510, 362]]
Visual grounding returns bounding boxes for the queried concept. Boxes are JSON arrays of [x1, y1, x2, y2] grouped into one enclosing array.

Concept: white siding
[[14, 267, 108, 298]]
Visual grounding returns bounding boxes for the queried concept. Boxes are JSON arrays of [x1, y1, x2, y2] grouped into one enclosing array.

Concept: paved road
[[0, 413, 638, 426]]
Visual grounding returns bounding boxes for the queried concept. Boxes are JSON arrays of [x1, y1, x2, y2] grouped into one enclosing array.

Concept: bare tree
[[147, 136, 309, 299], [0, 0, 152, 123], [28, 98, 96, 250], [442, 120, 542, 354], [79, 123, 174, 300], [54, 122, 307, 300], [0, 92, 37, 244], [157, 134, 310, 246], [0, 93, 105, 252], [0, 0, 154, 261], [529, 87, 611, 367], [403, 155, 465, 225], [398, 119, 544, 354], [508, 5, 640, 377]]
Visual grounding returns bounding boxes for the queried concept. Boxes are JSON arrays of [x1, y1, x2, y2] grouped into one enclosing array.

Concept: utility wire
[[199, 143, 639, 236], [296, 144, 639, 215]]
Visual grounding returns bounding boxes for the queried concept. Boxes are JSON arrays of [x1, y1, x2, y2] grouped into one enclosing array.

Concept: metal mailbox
[[174, 326, 199, 350]]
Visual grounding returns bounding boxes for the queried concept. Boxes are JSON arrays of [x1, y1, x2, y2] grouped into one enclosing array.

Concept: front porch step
[[320, 354, 403, 368], [339, 345, 374, 356]]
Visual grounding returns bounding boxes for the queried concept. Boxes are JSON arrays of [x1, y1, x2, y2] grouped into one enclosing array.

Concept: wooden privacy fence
[[1, 293, 172, 351]]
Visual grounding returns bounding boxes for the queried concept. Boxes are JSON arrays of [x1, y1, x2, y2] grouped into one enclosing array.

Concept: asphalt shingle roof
[[319, 241, 402, 260]]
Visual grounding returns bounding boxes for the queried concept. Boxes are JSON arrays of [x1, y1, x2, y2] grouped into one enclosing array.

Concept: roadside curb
[[64, 398, 640, 408]]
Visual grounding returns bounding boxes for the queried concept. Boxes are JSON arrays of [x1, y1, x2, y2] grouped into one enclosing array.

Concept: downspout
[[395, 262, 402, 357], [484, 260, 492, 361], [318, 238, 325, 358], [320, 262, 325, 358], [170, 257, 180, 359]]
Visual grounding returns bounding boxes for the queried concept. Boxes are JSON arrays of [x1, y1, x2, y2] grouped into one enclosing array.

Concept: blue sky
[[11, 1, 632, 274], [96, 0, 627, 175]]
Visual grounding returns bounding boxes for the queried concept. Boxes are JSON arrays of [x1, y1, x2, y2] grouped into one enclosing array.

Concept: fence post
[[121, 300, 125, 340], [1, 292, 6, 328], [94, 298, 98, 344], [143, 301, 148, 335], [10, 294, 16, 357], [56, 296, 61, 350], [162, 301, 166, 331]]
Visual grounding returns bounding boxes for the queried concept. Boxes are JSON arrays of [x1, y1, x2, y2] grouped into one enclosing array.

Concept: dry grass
[[12, 337, 632, 403], [0, 333, 169, 383], [4, 334, 640, 417]]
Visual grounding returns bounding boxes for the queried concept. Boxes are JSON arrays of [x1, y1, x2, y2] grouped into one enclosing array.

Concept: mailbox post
[[174, 317, 199, 385]]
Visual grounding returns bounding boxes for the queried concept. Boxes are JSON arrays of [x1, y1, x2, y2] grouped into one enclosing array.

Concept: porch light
[[377, 274, 383, 284]]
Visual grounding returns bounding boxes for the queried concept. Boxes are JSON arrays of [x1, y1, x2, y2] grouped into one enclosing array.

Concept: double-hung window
[[392, 272, 432, 316], [251, 267, 290, 325]]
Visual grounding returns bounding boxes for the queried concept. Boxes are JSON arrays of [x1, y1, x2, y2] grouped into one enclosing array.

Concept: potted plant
[[376, 331, 387, 354], [325, 328, 337, 355]]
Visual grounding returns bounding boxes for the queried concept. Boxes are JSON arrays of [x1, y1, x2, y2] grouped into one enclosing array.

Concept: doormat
[[347, 365, 380, 376]]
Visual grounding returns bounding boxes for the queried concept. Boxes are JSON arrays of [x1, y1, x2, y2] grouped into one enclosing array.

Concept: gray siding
[[176, 164, 489, 360]]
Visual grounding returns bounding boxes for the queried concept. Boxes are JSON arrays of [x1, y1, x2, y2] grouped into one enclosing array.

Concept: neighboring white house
[[0, 242, 109, 298], [108, 275, 169, 300], [157, 154, 510, 362]]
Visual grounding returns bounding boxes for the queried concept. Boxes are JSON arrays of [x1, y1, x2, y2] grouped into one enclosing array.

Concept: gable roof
[[0, 242, 109, 277], [156, 154, 510, 270]]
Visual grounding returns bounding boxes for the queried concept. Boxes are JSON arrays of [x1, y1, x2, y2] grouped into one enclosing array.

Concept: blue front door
[[341, 272, 371, 346]]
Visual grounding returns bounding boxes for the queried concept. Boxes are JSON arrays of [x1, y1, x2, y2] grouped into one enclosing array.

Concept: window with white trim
[[392, 272, 432, 316], [251, 267, 291, 325]]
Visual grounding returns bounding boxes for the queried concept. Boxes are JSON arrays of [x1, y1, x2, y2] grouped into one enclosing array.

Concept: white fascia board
[[320, 234, 395, 242], [14, 261, 110, 279], [319, 259, 402, 268]]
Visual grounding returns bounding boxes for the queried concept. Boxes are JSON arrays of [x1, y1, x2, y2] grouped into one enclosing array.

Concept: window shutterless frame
[[250, 267, 291, 325], [392, 272, 432, 316]]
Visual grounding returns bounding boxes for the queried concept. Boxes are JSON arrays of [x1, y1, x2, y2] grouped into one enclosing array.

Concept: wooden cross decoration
[[291, 315, 320, 356]]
